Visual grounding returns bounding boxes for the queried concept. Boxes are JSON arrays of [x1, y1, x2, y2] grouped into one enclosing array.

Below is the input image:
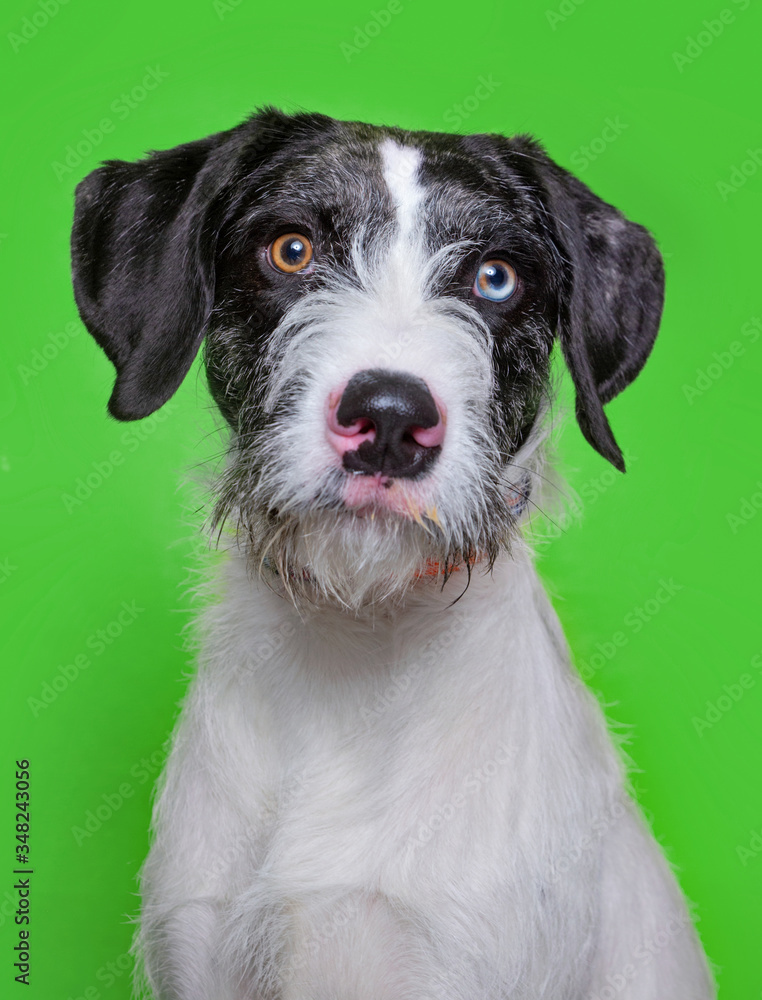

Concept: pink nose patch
[[325, 385, 446, 459], [326, 388, 376, 457]]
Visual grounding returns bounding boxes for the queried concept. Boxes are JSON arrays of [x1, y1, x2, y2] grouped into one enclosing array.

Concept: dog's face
[[71, 109, 663, 605]]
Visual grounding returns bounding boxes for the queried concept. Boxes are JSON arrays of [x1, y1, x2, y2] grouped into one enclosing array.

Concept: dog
[[71, 107, 714, 999]]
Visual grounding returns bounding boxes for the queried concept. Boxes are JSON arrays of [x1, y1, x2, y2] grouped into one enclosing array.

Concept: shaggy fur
[[71, 108, 714, 998]]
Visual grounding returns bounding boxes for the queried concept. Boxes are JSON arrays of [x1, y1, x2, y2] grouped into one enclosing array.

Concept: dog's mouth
[[211, 398, 533, 608], [339, 472, 442, 526], [210, 454, 528, 609]]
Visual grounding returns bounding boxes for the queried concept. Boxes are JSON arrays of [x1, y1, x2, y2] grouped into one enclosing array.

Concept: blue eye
[[473, 259, 518, 302]]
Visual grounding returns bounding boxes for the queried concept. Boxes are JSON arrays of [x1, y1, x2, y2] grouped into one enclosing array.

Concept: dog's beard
[[207, 373, 548, 610], [211, 449, 521, 611]]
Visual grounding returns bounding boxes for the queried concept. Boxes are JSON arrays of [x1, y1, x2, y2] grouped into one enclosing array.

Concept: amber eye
[[267, 232, 314, 273]]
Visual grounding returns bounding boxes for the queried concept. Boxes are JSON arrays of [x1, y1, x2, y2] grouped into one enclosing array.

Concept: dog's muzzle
[[326, 369, 445, 480]]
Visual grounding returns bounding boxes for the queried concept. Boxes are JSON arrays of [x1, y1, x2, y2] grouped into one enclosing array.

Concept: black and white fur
[[71, 108, 714, 999]]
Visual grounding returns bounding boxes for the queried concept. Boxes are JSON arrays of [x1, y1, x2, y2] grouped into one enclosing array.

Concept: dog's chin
[[238, 502, 482, 611]]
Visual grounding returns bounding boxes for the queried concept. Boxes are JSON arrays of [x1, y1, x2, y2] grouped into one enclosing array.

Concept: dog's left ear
[[505, 136, 665, 472]]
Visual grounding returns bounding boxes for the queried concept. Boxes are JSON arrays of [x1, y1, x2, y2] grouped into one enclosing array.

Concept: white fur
[[135, 139, 714, 998], [380, 140, 424, 245], [137, 551, 713, 999]]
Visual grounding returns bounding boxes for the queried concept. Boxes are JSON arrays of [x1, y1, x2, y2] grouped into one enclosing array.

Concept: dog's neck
[[212, 540, 557, 667], [200, 543, 618, 789], [262, 553, 480, 590]]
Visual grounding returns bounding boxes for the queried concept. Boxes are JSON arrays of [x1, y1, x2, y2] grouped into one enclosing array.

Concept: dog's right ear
[[71, 107, 309, 421], [71, 133, 232, 420]]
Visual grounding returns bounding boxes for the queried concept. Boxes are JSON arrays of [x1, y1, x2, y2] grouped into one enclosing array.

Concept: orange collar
[[414, 554, 487, 580], [264, 555, 479, 584], [415, 559, 458, 579]]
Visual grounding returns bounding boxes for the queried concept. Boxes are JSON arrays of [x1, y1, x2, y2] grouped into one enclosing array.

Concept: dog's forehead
[[253, 122, 534, 238]]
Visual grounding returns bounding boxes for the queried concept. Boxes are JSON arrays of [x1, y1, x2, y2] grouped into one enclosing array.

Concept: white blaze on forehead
[[380, 139, 424, 245]]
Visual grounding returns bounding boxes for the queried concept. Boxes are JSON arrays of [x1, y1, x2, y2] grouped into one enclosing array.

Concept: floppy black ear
[[508, 137, 665, 472], [71, 132, 236, 420]]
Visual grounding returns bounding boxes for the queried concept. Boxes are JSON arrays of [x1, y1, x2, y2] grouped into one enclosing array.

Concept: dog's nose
[[327, 370, 445, 478]]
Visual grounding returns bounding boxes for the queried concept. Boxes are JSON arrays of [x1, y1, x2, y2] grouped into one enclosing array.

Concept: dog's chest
[[217, 595, 499, 886], [258, 705, 516, 898], [234, 663, 602, 996], [185, 562, 618, 993], [219, 577, 597, 901]]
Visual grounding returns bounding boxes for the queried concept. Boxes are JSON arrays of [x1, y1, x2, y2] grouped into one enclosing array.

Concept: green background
[[1, 0, 760, 996]]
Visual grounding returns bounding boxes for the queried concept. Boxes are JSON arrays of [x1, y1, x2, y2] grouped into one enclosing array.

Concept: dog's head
[[71, 108, 663, 606]]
